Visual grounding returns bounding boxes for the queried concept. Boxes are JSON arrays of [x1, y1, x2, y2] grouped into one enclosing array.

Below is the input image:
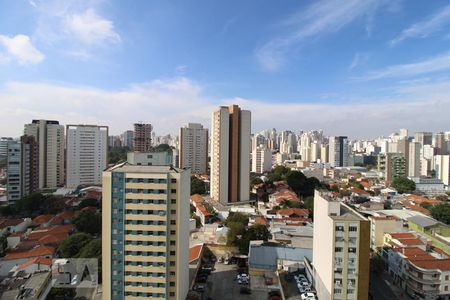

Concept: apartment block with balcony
[[102, 164, 190, 300], [312, 190, 370, 300]]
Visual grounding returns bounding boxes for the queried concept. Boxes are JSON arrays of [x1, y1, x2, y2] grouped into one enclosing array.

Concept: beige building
[[102, 164, 190, 300], [210, 105, 251, 204], [435, 155, 450, 186], [251, 146, 272, 174], [179, 123, 208, 174], [368, 215, 403, 250], [312, 190, 370, 300], [24, 119, 65, 189]]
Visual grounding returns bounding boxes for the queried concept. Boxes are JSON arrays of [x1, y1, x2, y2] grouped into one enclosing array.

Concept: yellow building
[[102, 163, 190, 300], [312, 190, 370, 300]]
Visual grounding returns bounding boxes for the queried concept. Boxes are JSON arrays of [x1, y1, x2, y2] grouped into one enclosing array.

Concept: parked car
[[218, 256, 224, 263], [193, 283, 206, 292], [240, 287, 251, 294], [301, 292, 316, 300]]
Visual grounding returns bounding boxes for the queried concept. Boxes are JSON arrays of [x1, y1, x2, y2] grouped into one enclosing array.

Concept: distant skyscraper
[[434, 132, 446, 155], [399, 128, 408, 138], [6, 136, 38, 204], [24, 119, 65, 189], [415, 132, 433, 147], [313, 190, 370, 300], [102, 164, 190, 300], [179, 123, 208, 174], [0, 137, 13, 159], [329, 136, 349, 167], [211, 105, 251, 204], [408, 142, 421, 178], [134, 123, 153, 152], [66, 125, 108, 188], [252, 147, 272, 174], [435, 155, 450, 186], [122, 130, 134, 149]]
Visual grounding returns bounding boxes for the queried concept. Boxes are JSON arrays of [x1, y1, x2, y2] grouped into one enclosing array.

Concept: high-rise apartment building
[[251, 147, 272, 174], [134, 123, 153, 152], [329, 136, 349, 167], [434, 132, 447, 155], [408, 142, 421, 178], [210, 105, 251, 204], [313, 190, 370, 300], [102, 164, 190, 300], [6, 136, 38, 204], [0, 137, 13, 159], [415, 132, 433, 147], [122, 130, 134, 149], [24, 119, 65, 189], [179, 123, 208, 174], [66, 125, 108, 188], [378, 153, 406, 181], [435, 155, 450, 186]]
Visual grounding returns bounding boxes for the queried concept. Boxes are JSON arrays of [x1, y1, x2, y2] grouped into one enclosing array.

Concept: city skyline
[[1, 1, 450, 137]]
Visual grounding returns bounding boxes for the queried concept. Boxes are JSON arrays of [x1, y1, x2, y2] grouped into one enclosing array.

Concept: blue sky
[[0, 0, 450, 138]]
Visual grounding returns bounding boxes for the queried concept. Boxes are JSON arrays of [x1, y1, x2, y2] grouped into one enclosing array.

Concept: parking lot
[[201, 260, 268, 300]]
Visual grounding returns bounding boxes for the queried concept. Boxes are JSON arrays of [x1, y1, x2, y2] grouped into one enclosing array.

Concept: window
[[445, 286, 449, 291], [335, 247, 342, 252], [171, 199, 176, 204], [170, 261, 176, 266], [171, 179, 177, 183], [170, 220, 176, 225], [170, 271, 176, 276], [170, 240, 176, 246], [171, 189, 176, 193], [170, 230, 176, 235], [170, 292, 175, 297], [335, 226, 344, 231], [349, 226, 358, 232], [170, 282, 176, 287], [334, 289, 341, 294], [170, 251, 176, 256], [348, 247, 357, 253], [171, 209, 176, 214]]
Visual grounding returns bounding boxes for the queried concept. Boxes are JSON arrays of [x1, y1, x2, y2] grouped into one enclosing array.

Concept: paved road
[[202, 263, 267, 300], [370, 271, 411, 300]]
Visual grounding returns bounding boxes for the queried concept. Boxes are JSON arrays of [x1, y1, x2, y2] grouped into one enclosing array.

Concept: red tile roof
[[276, 208, 309, 217], [0, 218, 24, 229], [81, 206, 97, 212], [189, 244, 204, 263], [254, 216, 268, 225], [197, 205, 210, 217], [3, 245, 55, 261], [271, 189, 300, 202], [397, 238, 424, 246], [32, 215, 54, 225], [405, 194, 441, 205], [190, 194, 204, 204], [389, 233, 416, 239], [17, 257, 52, 270], [400, 201, 431, 215], [349, 187, 369, 195], [27, 224, 74, 241], [410, 259, 450, 271]]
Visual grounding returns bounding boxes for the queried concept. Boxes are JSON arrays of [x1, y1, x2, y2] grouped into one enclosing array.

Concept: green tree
[[78, 198, 99, 209], [77, 239, 101, 258], [108, 146, 129, 164], [303, 196, 314, 219], [226, 221, 246, 246], [384, 200, 392, 210], [430, 204, 450, 225], [250, 177, 263, 188], [239, 224, 270, 254], [191, 176, 206, 195], [154, 144, 172, 153], [391, 176, 416, 194], [73, 211, 102, 235], [0, 233, 8, 257], [225, 212, 249, 227], [47, 288, 76, 300], [420, 202, 432, 210], [267, 165, 290, 182], [436, 195, 449, 202], [58, 233, 93, 258]]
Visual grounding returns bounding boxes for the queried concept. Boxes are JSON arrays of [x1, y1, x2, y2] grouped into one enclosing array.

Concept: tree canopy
[[58, 233, 93, 258], [108, 146, 129, 164], [391, 176, 415, 194], [430, 204, 450, 225], [191, 176, 206, 195], [239, 224, 270, 254], [154, 144, 172, 153], [73, 211, 101, 235]]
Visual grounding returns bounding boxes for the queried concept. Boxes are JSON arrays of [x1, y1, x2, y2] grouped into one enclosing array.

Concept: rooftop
[[408, 215, 442, 228], [107, 163, 185, 174], [248, 242, 312, 270]]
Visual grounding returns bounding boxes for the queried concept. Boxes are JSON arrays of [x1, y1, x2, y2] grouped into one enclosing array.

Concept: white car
[[301, 292, 316, 300]]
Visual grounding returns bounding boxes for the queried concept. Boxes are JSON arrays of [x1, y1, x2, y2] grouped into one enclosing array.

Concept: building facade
[[312, 190, 370, 300], [179, 123, 208, 174], [66, 125, 108, 188], [435, 155, 450, 186], [24, 119, 65, 189], [210, 105, 251, 204], [329, 136, 349, 167], [251, 147, 272, 174], [102, 164, 190, 300], [134, 123, 153, 152]]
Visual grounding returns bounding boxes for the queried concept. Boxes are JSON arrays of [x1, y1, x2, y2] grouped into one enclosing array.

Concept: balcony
[[407, 280, 439, 294], [407, 270, 441, 285]]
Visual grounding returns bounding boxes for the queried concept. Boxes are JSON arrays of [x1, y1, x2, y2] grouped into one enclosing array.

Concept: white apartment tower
[[408, 142, 422, 177], [313, 190, 370, 300], [211, 105, 251, 204], [179, 123, 208, 174], [252, 147, 272, 174], [24, 119, 65, 189], [435, 155, 450, 186], [66, 125, 108, 188]]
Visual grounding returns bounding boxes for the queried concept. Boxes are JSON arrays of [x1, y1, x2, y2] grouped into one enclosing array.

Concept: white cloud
[[0, 77, 448, 139], [256, 0, 392, 71], [349, 52, 370, 70], [358, 51, 450, 80], [65, 9, 121, 45], [0, 34, 44, 65], [391, 5, 450, 45]]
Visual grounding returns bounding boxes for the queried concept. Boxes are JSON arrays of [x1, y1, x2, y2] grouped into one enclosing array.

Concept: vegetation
[[430, 203, 450, 225], [108, 146, 129, 164], [78, 198, 99, 209], [77, 239, 101, 259], [47, 288, 76, 300], [266, 166, 322, 198], [384, 200, 392, 210], [0, 233, 8, 257], [436, 195, 449, 202], [371, 253, 385, 274], [225, 212, 269, 254], [250, 176, 263, 188], [279, 199, 302, 209], [58, 233, 93, 258], [0, 193, 65, 217], [191, 176, 206, 195], [73, 211, 102, 235], [239, 224, 270, 254], [154, 143, 172, 153], [391, 176, 415, 194], [303, 196, 314, 219]]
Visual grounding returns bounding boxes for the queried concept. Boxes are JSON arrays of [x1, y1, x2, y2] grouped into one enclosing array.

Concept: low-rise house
[[31, 215, 54, 228], [0, 245, 55, 276], [275, 208, 310, 219], [0, 218, 32, 236], [9, 257, 52, 274], [368, 216, 403, 250]]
